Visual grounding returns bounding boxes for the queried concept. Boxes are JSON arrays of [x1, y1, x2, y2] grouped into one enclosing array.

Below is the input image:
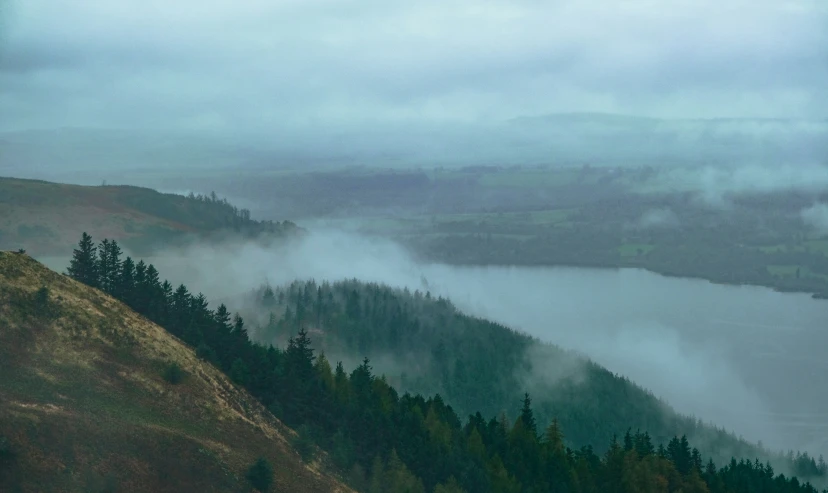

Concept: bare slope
[[0, 251, 350, 493], [0, 177, 297, 256]]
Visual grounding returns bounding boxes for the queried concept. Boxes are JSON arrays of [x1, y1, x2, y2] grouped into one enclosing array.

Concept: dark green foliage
[[255, 279, 768, 467], [246, 457, 274, 492], [293, 424, 317, 463], [67, 232, 98, 287], [163, 362, 185, 385], [33, 286, 49, 308], [0, 436, 15, 465], [65, 233, 828, 493], [229, 358, 249, 385], [195, 342, 218, 363]]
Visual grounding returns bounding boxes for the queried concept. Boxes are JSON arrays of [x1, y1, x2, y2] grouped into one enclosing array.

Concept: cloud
[[110, 228, 828, 454], [636, 208, 680, 229], [643, 163, 828, 205], [801, 203, 828, 235], [1, 0, 826, 134]]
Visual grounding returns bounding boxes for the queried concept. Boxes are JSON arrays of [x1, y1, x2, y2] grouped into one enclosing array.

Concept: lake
[[38, 235, 828, 455]]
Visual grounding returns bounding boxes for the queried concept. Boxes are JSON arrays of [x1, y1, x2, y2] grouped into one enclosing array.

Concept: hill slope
[[253, 279, 828, 475], [0, 251, 350, 493], [0, 177, 299, 256]]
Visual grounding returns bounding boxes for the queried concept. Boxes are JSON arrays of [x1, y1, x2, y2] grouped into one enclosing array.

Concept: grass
[[756, 240, 828, 257], [0, 176, 292, 257], [758, 245, 788, 254], [618, 244, 656, 257], [766, 264, 828, 281], [0, 252, 353, 493], [803, 239, 828, 255], [478, 169, 581, 188], [429, 209, 576, 226]]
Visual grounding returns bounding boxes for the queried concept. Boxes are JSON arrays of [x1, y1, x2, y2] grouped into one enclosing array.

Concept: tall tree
[[105, 240, 123, 295], [67, 232, 98, 287], [520, 393, 537, 437], [117, 256, 136, 304], [96, 239, 110, 292]]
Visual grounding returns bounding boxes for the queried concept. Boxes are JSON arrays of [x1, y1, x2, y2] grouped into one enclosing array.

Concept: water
[[415, 264, 828, 455], [39, 241, 828, 455]]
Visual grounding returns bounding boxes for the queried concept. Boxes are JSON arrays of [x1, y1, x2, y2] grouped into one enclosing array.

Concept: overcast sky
[[1, 0, 826, 133]]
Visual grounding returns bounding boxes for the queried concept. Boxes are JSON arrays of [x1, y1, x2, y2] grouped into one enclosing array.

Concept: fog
[[640, 163, 828, 206], [1, 0, 826, 176], [121, 229, 828, 455], [634, 208, 680, 229], [801, 203, 828, 235]]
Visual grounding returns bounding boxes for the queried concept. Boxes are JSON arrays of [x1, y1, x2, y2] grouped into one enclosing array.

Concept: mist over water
[[117, 229, 828, 456]]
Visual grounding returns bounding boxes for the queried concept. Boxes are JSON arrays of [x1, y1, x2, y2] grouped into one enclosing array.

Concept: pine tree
[[230, 358, 249, 385], [519, 393, 537, 436], [544, 418, 565, 455], [97, 239, 111, 293], [170, 284, 191, 336], [96, 239, 122, 295], [106, 240, 122, 294], [117, 256, 136, 304], [245, 457, 273, 492], [286, 328, 315, 381], [67, 232, 99, 287], [133, 260, 147, 311]]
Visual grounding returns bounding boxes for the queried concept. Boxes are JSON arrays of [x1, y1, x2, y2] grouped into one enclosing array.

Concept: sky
[[1, 0, 827, 134]]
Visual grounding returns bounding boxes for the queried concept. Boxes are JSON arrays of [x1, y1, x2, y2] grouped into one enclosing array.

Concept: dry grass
[[0, 178, 197, 255], [0, 251, 354, 493]]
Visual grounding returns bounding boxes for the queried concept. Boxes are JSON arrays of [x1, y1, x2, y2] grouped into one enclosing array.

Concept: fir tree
[[67, 232, 98, 287], [246, 457, 273, 492], [117, 256, 136, 304], [97, 239, 111, 293], [519, 393, 537, 436]]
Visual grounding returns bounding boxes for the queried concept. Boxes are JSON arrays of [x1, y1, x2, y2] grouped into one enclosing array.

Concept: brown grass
[[0, 178, 197, 255], [0, 251, 354, 493]]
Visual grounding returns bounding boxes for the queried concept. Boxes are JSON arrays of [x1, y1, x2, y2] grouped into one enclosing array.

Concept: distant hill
[[0, 177, 301, 255], [253, 279, 828, 481], [0, 251, 351, 492]]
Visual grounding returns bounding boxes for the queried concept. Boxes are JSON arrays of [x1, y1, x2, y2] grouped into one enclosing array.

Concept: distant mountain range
[[2, 113, 826, 181]]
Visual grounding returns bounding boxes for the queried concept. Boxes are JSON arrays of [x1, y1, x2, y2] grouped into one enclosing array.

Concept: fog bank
[[132, 229, 828, 455]]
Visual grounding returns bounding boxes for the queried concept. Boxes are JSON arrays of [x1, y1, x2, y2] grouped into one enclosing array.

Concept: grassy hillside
[[0, 177, 299, 256], [0, 251, 351, 493]]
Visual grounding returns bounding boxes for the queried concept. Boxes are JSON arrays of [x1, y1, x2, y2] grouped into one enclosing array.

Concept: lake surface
[[413, 264, 828, 455], [37, 238, 828, 455]]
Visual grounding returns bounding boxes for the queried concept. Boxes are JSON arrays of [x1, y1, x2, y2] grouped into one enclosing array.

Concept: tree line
[[66, 232, 827, 492], [254, 279, 828, 482]]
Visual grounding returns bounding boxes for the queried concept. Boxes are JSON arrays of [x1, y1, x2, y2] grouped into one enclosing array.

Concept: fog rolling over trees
[[131, 229, 828, 457], [60, 233, 828, 492], [3, 0, 828, 490]]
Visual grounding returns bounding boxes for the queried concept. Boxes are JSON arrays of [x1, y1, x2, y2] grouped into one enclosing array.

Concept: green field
[[618, 243, 656, 257]]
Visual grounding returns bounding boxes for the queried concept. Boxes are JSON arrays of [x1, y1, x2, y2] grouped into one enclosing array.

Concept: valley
[[3, 1, 825, 490]]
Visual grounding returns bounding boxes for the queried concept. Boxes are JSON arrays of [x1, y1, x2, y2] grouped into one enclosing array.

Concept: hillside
[[0, 251, 351, 492], [0, 177, 300, 256], [46, 232, 828, 492], [252, 279, 828, 479]]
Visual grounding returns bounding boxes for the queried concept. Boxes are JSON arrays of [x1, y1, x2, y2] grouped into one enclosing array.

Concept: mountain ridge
[[0, 251, 350, 492]]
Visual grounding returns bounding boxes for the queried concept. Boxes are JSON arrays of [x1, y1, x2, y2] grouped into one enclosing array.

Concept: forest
[[65, 232, 828, 492]]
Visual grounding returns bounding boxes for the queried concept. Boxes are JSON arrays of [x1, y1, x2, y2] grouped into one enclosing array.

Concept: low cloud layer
[[801, 203, 828, 234], [123, 229, 828, 455], [1, 0, 826, 135], [635, 208, 680, 229], [643, 163, 828, 205]]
